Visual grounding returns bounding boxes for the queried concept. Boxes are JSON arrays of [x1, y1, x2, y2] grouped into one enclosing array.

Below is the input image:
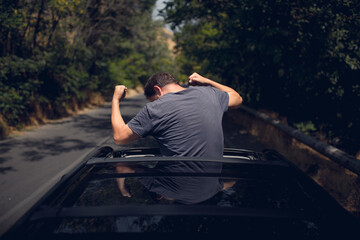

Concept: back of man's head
[[144, 72, 179, 98]]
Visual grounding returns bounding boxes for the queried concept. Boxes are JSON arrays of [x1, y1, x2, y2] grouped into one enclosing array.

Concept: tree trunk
[[47, 8, 59, 48], [32, 0, 45, 49]]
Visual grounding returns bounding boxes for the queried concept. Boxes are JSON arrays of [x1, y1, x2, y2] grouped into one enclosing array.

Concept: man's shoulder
[[184, 86, 220, 95], [145, 86, 222, 108], [188, 86, 228, 100]]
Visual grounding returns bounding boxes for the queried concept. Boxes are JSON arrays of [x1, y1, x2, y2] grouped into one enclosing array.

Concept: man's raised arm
[[188, 72, 243, 109], [111, 85, 139, 145]]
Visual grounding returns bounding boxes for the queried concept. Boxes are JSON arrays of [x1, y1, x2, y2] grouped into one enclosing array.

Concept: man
[[112, 72, 242, 202], [111, 72, 242, 157]]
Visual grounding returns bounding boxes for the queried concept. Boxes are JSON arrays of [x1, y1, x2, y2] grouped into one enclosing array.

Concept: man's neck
[[162, 83, 186, 95]]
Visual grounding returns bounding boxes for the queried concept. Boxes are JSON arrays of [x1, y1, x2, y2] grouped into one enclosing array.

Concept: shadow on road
[[20, 137, 96, 162], [0, 166, 15, 174], [0, 96, 149, 175], [0, 136, 96, 174], [0, 141, 17, 174]]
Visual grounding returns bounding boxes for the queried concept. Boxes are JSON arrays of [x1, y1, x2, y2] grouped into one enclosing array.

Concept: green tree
[[162, 0, 360, 155], [0, 0, 175, 133]]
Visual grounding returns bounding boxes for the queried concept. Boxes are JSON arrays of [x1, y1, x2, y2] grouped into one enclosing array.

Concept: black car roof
[[2, 147, 359, 239]]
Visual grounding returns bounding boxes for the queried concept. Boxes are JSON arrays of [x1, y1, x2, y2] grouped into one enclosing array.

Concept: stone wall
[[226, 106, 360, 217]]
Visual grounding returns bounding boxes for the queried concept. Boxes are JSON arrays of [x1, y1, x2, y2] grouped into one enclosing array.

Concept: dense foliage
[[162, 0, 360, 155], [0, 0, 174, 130]]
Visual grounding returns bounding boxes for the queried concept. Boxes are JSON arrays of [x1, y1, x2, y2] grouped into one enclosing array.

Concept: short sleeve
[[127, 105, 153, 137], [211, 87, 229, 112]]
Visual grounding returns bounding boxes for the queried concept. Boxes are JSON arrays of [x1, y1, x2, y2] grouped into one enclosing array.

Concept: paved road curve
[[0, 93, 264, 235]]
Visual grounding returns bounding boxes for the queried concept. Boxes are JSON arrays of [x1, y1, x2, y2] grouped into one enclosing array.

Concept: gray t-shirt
[[128, 86, 229, 158]]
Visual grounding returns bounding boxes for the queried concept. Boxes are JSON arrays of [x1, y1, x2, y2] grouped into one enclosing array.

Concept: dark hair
[[144, 72, 179, 98]]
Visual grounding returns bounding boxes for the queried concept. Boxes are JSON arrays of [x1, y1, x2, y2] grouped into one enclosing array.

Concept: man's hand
[[188, 72, 210, 86], [113, 85, 127, 101], [188, 72, 243, 109]]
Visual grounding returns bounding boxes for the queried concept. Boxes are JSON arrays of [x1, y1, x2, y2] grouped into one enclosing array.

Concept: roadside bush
[[0, 56, 45, 127]]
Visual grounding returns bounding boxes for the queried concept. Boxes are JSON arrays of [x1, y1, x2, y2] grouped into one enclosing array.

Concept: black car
[[1, 147, 359, 239]]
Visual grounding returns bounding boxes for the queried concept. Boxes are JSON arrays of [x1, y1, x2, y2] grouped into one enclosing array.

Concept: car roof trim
[[86, 156, 289, 167], [30, 205, 308, 222]]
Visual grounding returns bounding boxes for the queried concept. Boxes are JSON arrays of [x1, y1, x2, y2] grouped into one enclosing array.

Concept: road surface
[[0, 93, 265, 235]]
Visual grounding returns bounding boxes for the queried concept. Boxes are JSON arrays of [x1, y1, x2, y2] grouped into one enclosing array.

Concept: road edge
[[0, 136, 111, 236]]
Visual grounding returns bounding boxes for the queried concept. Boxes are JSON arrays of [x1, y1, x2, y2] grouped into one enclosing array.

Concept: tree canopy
[[1, 0, 358, 156], [162, 0, 360, 155], [0, 0, 175, 131]]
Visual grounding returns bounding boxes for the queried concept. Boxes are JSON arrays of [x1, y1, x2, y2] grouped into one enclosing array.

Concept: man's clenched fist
[[113, 85, 127, 101]]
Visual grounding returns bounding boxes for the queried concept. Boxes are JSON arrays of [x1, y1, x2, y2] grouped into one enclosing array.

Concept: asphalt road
[[0, 93, 265, 235]]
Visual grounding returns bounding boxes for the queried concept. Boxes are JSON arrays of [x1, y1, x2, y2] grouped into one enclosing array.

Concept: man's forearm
[[111, 85, 139, 145], [189, 72, 243, 109], [111, 99, 126, 141], [203, 78, 235, 93], [205, 78, 243, 109]]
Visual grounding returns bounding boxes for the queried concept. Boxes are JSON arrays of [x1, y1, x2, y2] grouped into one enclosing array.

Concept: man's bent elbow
[[229, 93, 243, 109], [113, 134, 129, 145], [234, 95, 243, 109], [113, 135, 123, 145], [113, 127, 139, 145]]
